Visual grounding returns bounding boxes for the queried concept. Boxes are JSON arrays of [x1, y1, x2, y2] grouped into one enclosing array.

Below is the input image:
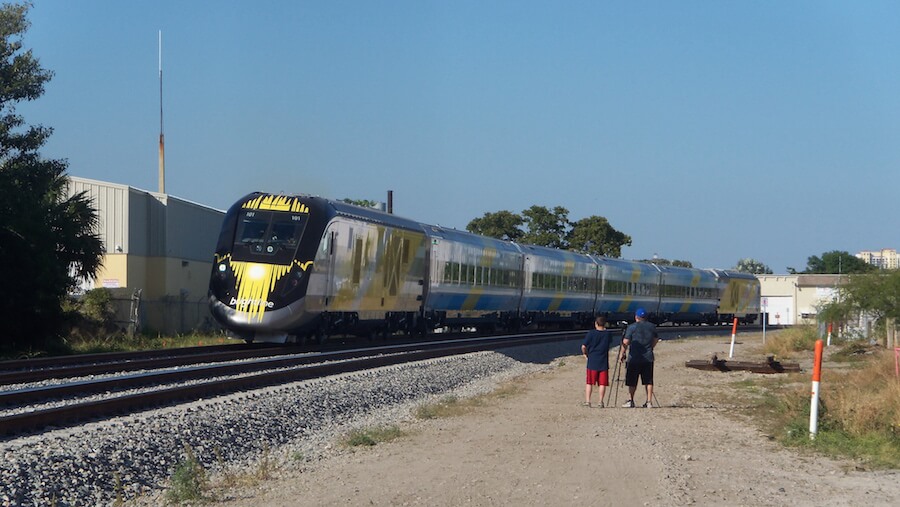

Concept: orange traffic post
[[728, 317, 739, 358], [810, 339, 824, 440], [827, 322, 833, 346], [894, 347, 900, 379]]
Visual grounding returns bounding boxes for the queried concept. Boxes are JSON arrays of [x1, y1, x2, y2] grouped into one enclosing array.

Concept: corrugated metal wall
[[66, 176, 226, 334], [67, 177, 128, 254], [163, 196, 223, 261]]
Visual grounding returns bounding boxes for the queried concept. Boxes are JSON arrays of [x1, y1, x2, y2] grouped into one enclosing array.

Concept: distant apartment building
[[855, 248, 898, 269]]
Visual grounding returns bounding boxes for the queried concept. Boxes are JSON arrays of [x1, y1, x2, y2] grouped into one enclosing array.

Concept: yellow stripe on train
[[461, 287, 484, 311], [242, 195, 309, 213], [231, 261, 292, 322]]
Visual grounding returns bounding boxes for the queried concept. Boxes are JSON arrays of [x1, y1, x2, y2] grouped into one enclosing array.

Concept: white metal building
[[65, 176, 225, 333], [757, 274, 842, 325]]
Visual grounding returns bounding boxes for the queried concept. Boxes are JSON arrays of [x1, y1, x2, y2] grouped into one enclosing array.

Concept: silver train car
[[209, 193, 760, 343]]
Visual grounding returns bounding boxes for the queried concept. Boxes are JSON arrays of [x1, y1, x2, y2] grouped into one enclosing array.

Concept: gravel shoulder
[[205, 332, 900, 507]]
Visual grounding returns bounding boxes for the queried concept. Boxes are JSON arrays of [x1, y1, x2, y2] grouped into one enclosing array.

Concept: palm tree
[[0, 3, 103, 349]]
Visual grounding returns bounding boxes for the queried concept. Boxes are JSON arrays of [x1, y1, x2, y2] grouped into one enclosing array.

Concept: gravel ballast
[[0, 341, 575, 506]]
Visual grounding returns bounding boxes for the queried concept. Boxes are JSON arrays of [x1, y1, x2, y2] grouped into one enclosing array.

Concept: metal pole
[[158, 30, 165, 194], [809, 339, 824, 439], [606, 341, 622, 408], [728, 317, 739, 358]]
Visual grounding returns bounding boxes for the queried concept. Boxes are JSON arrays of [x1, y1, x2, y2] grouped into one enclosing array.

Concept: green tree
[[467, 206, 631, 257], [840, 271, 900, 321], [819, 270, 900, 337], [341, 198, 379, 208], [803, 250, 874, 274], [567, 215, 632, 258], [521, 205, 569, 249], [466, 210, 524, 241], [734, 258, 773, 274], [634, 257, 693, 268], [0, 3, 103, 349]]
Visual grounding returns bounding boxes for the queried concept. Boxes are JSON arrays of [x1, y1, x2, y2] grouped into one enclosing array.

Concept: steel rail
[[0, 323, 757, 388], [0, 330, 589, 407], [0, 342, 272, 374], [0, 324, 764, 385], [0, 345, 304, 386], [0, 332, 574, 438]]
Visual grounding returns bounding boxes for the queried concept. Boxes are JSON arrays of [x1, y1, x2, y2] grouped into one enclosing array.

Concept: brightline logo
[[230, 297, 275, 309]]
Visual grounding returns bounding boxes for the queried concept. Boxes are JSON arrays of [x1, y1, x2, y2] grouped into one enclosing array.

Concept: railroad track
[[0, 331, 581, 437], [0, 324, 763, 438], [0, 342, 284, 384], [0, 324, 765, 386]]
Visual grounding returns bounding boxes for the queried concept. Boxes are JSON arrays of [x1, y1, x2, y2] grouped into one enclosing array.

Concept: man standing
[[619, 308, 659, 408]]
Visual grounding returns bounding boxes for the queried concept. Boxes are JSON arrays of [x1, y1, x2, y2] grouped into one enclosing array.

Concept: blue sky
[[18, 1, 900, 272]]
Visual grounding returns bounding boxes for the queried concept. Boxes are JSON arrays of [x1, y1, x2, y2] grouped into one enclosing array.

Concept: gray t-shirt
[[624, 320, 658, 364]]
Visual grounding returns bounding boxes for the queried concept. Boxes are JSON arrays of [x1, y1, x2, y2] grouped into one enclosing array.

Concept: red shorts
[[585, 369, 609, 386]]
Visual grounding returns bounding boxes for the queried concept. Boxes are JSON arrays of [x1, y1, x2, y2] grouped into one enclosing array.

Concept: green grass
[[210, 444, 279, 496], [762, 325, 819, 359], [736, 347, 900, 469], [829, 340, 880, 364], [165, 444, 208, 504], [0, 332, 243, 361], [70, 332, 242, 355], [342, 425, 406, 447]]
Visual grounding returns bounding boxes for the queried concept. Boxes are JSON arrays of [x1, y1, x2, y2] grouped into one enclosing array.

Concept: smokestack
[[387, 190, 393, 214]]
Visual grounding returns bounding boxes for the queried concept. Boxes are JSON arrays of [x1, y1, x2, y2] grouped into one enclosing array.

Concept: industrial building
[[65, 176, 224, 334], [756, 274, 842, 326]]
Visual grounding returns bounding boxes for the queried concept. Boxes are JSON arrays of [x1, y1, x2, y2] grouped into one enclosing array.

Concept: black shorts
[[624, 361, 654, 387]]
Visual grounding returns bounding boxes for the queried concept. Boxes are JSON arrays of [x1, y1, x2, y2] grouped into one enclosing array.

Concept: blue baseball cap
[[635, 308, 646, 318]]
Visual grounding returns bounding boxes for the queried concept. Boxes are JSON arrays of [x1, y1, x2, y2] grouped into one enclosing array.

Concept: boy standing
[[581, 315, 613, 407]]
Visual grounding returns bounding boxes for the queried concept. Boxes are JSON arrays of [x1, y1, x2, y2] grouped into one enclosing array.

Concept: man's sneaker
[[622, 400, 635, 408], [596, 402, 605, 408], [642, 401, 653, 408]]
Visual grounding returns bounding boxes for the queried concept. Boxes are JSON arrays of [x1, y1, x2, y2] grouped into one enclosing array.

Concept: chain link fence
[[107, 289, 220, 336]]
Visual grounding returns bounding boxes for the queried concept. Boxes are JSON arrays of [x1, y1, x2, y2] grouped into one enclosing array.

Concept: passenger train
[[208, 193, 760, 343]]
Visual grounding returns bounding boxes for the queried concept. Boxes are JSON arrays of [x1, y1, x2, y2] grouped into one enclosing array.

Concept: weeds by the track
[[165, 444, 208, 504], [762, 324, 819, 359], [0, 332, 243, 360], [737, 339, 900, 469], [414, 383, 524, 420], [342, 425, 406, 447], [70, 332, 242, 355]]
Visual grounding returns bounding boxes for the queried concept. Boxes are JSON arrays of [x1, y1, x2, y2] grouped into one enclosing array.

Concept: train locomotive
[[208, 193, 760, 343]]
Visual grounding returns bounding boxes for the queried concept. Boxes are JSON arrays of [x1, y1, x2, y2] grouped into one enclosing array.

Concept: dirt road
[[208, 333, 900, 506]]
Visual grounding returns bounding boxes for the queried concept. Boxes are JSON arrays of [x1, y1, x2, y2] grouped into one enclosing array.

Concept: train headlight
[[218, 264, 227, 272], [248, 264, 266, 281]]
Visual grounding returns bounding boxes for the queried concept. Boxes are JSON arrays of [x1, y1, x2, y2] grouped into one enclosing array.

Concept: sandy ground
[[201, 332, 900, 506]]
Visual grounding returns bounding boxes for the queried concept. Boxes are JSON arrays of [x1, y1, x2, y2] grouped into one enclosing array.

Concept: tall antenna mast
[[158, 30, 165, 194]]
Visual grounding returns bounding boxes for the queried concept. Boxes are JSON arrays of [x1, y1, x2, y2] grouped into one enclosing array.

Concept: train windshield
[[232, 210, 306, 263]]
